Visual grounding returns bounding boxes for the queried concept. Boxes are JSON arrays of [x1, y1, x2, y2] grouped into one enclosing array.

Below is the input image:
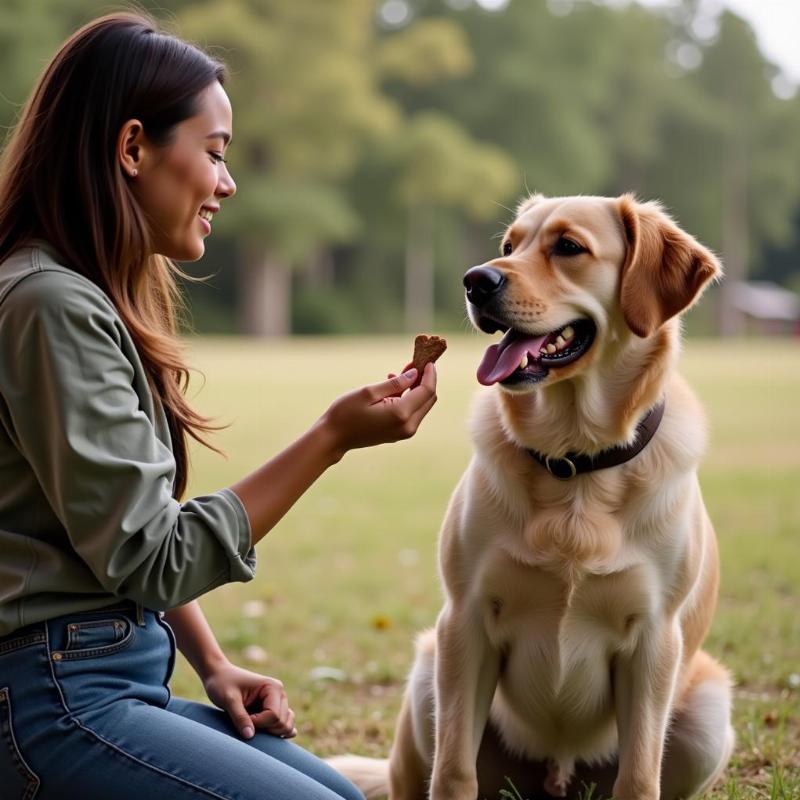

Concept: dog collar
[[527, 399, 666, 480]]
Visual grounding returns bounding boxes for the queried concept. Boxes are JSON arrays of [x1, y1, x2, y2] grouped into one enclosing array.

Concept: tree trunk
[[239, 243, 291, 336], [405, 205, 435, 333], [302, 249, 335, 288]]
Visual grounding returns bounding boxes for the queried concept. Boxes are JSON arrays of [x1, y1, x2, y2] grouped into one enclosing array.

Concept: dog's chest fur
[[462, 431, 687, 761], [478, 533, 654, 760]]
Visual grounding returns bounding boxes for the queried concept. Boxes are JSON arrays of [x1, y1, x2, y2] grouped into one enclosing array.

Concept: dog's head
[[465, 193, 722, 393]]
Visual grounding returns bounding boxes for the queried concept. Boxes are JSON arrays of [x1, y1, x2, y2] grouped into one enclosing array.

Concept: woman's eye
[[552, 237, 585, 257], [209, 152, 227, 164], [502, 241, 513, 256]]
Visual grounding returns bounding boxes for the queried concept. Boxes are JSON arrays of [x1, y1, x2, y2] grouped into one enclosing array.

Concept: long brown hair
[[0, 11, 228, 499]]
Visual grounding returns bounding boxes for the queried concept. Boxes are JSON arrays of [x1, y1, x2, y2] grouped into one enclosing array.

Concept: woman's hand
[[203, 661, 296, 740], [319, 361, 437, 459], [227, 360, 437, 546]]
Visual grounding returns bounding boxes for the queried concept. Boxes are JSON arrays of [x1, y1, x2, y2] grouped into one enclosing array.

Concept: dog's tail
[[326, 755, 390, 799]]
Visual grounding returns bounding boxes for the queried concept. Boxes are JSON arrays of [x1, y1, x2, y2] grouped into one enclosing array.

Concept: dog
[[329, 193, 734, 799]]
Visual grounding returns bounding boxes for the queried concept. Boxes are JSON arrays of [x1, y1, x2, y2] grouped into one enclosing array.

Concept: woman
[[0, 11, 436, 800]]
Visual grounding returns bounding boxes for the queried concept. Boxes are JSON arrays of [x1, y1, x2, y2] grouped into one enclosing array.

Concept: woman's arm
[[163, 599, 227, 679], [0, 272, 259, 610], [229, 363, 437, 546], [165, 600, 295, 739]]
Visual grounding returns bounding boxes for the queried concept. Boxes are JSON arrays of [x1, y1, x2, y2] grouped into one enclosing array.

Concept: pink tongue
[[477, 329, 549, 386]]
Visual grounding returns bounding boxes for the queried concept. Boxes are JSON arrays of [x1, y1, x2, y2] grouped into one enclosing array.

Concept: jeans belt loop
[[135, 601, 146, 627]]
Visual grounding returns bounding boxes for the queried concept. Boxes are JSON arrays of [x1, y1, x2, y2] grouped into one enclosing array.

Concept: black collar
[[527, 400, 666, 480]]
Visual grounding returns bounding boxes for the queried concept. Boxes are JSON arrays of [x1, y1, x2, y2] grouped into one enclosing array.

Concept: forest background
[[2, 0, 799, 338]]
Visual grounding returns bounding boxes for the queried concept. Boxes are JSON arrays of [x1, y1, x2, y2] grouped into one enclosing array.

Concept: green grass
[[175, 335, 800, 798]]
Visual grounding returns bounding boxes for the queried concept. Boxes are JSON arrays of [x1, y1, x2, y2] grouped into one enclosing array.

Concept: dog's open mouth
[[476, 318, 596, 386]]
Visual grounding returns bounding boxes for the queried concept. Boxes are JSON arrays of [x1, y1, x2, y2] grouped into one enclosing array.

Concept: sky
[[473, 0, 800, 89], [631, 0, 800, 85]]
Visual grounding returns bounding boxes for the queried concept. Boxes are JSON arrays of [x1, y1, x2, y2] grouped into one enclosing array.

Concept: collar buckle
[[544, 455, 577, 480]]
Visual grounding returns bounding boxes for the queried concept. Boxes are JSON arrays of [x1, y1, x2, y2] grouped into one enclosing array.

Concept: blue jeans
[[0, 602, 363, 800]]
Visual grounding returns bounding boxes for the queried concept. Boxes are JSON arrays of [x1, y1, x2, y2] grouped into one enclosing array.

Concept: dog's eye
[[502, 241, 513, 256], [552, 237, 586, 257]]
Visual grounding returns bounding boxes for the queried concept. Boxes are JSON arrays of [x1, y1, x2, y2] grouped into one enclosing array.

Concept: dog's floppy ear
[[617, 194, 722, 338]]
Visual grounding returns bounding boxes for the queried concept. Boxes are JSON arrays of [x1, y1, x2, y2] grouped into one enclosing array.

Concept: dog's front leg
[[613, 618, 683, 800], [429, 604, 500, 800]]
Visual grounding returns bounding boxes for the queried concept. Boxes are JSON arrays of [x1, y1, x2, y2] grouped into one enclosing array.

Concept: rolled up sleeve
[[0, 270, 255, 609]]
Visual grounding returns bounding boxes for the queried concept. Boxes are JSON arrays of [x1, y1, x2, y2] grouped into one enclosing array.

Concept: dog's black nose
[[463, 266, 506, 306]]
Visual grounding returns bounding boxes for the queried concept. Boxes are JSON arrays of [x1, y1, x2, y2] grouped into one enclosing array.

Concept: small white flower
[[309, 666, 347, 682], [242, 600, 267, 618], [242, 645, 269, 664]]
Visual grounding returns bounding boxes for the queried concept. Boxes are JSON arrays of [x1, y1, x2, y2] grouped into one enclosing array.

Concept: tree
[[367, 13, 517, 330], [177, 0, 398, 335], [375, 0, 800, 333], [690, 12, 800, 334], [0, 0, 96, 132], [638, 7, 800, 334], [389, 112, 517, 331]]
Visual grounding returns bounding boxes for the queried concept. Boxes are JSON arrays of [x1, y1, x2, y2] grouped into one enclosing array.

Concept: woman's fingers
[[225, 692, 257, 740], [365, 367, 418, 402], [407, 391, 438, 431], [398, 391, 437, 440], [398, 362, 437, 414], [250, 681, 294, 736], [384, 363, 437, 438], [323, 360, 437, 452], [387, 361, 418, 394], [286, 709, 297, 738]]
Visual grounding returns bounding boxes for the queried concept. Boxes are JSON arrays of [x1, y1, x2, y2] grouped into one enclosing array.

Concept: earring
[[131, 169, 138, 177]]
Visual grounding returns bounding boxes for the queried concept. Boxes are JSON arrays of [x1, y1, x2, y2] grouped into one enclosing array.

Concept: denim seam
[[43, 624, 235, 800], [0, 632, 46, 656], [0, 686, 41, 799]]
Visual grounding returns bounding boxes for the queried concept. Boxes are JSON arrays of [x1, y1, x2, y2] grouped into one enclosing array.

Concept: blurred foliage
[[1, 0, 799, 334]]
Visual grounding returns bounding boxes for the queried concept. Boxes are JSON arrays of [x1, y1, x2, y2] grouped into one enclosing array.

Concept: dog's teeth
[[519, 354, 528, 370], [562, 325, 574, 340], [546, 343, 557, 354], [555, 336, 566, 350]]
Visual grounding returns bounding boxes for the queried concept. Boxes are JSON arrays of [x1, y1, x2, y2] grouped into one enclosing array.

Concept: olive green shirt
[[0, 242, 255, 636]]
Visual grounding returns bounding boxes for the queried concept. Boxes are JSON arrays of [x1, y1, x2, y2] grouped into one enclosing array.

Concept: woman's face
[[122, 81, 236, 261]]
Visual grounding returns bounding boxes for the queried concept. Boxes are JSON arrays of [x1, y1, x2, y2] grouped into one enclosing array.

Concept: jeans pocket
[[54, 616, 135, 661], [0, 687, 40, 800]]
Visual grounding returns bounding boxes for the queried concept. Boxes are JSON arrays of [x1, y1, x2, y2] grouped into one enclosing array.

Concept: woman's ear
[[617, 194, 722, 338], [117, 119, 146, 179]]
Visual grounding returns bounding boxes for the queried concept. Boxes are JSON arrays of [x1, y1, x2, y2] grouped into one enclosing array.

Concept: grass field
[[175, 334, 799, 799]]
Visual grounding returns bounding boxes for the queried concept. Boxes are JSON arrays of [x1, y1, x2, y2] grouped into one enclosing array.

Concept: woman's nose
[[217, 169, 236, 199]]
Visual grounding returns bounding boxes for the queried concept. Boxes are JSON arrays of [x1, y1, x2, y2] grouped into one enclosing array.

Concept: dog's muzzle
[[463, 266, 506, 308]]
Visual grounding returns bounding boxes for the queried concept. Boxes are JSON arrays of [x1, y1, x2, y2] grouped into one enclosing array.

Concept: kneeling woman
[[0, 12, 436, 799]]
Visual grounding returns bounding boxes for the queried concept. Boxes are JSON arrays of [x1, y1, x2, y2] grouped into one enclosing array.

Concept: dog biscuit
[[412, 334, 447, 374]]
